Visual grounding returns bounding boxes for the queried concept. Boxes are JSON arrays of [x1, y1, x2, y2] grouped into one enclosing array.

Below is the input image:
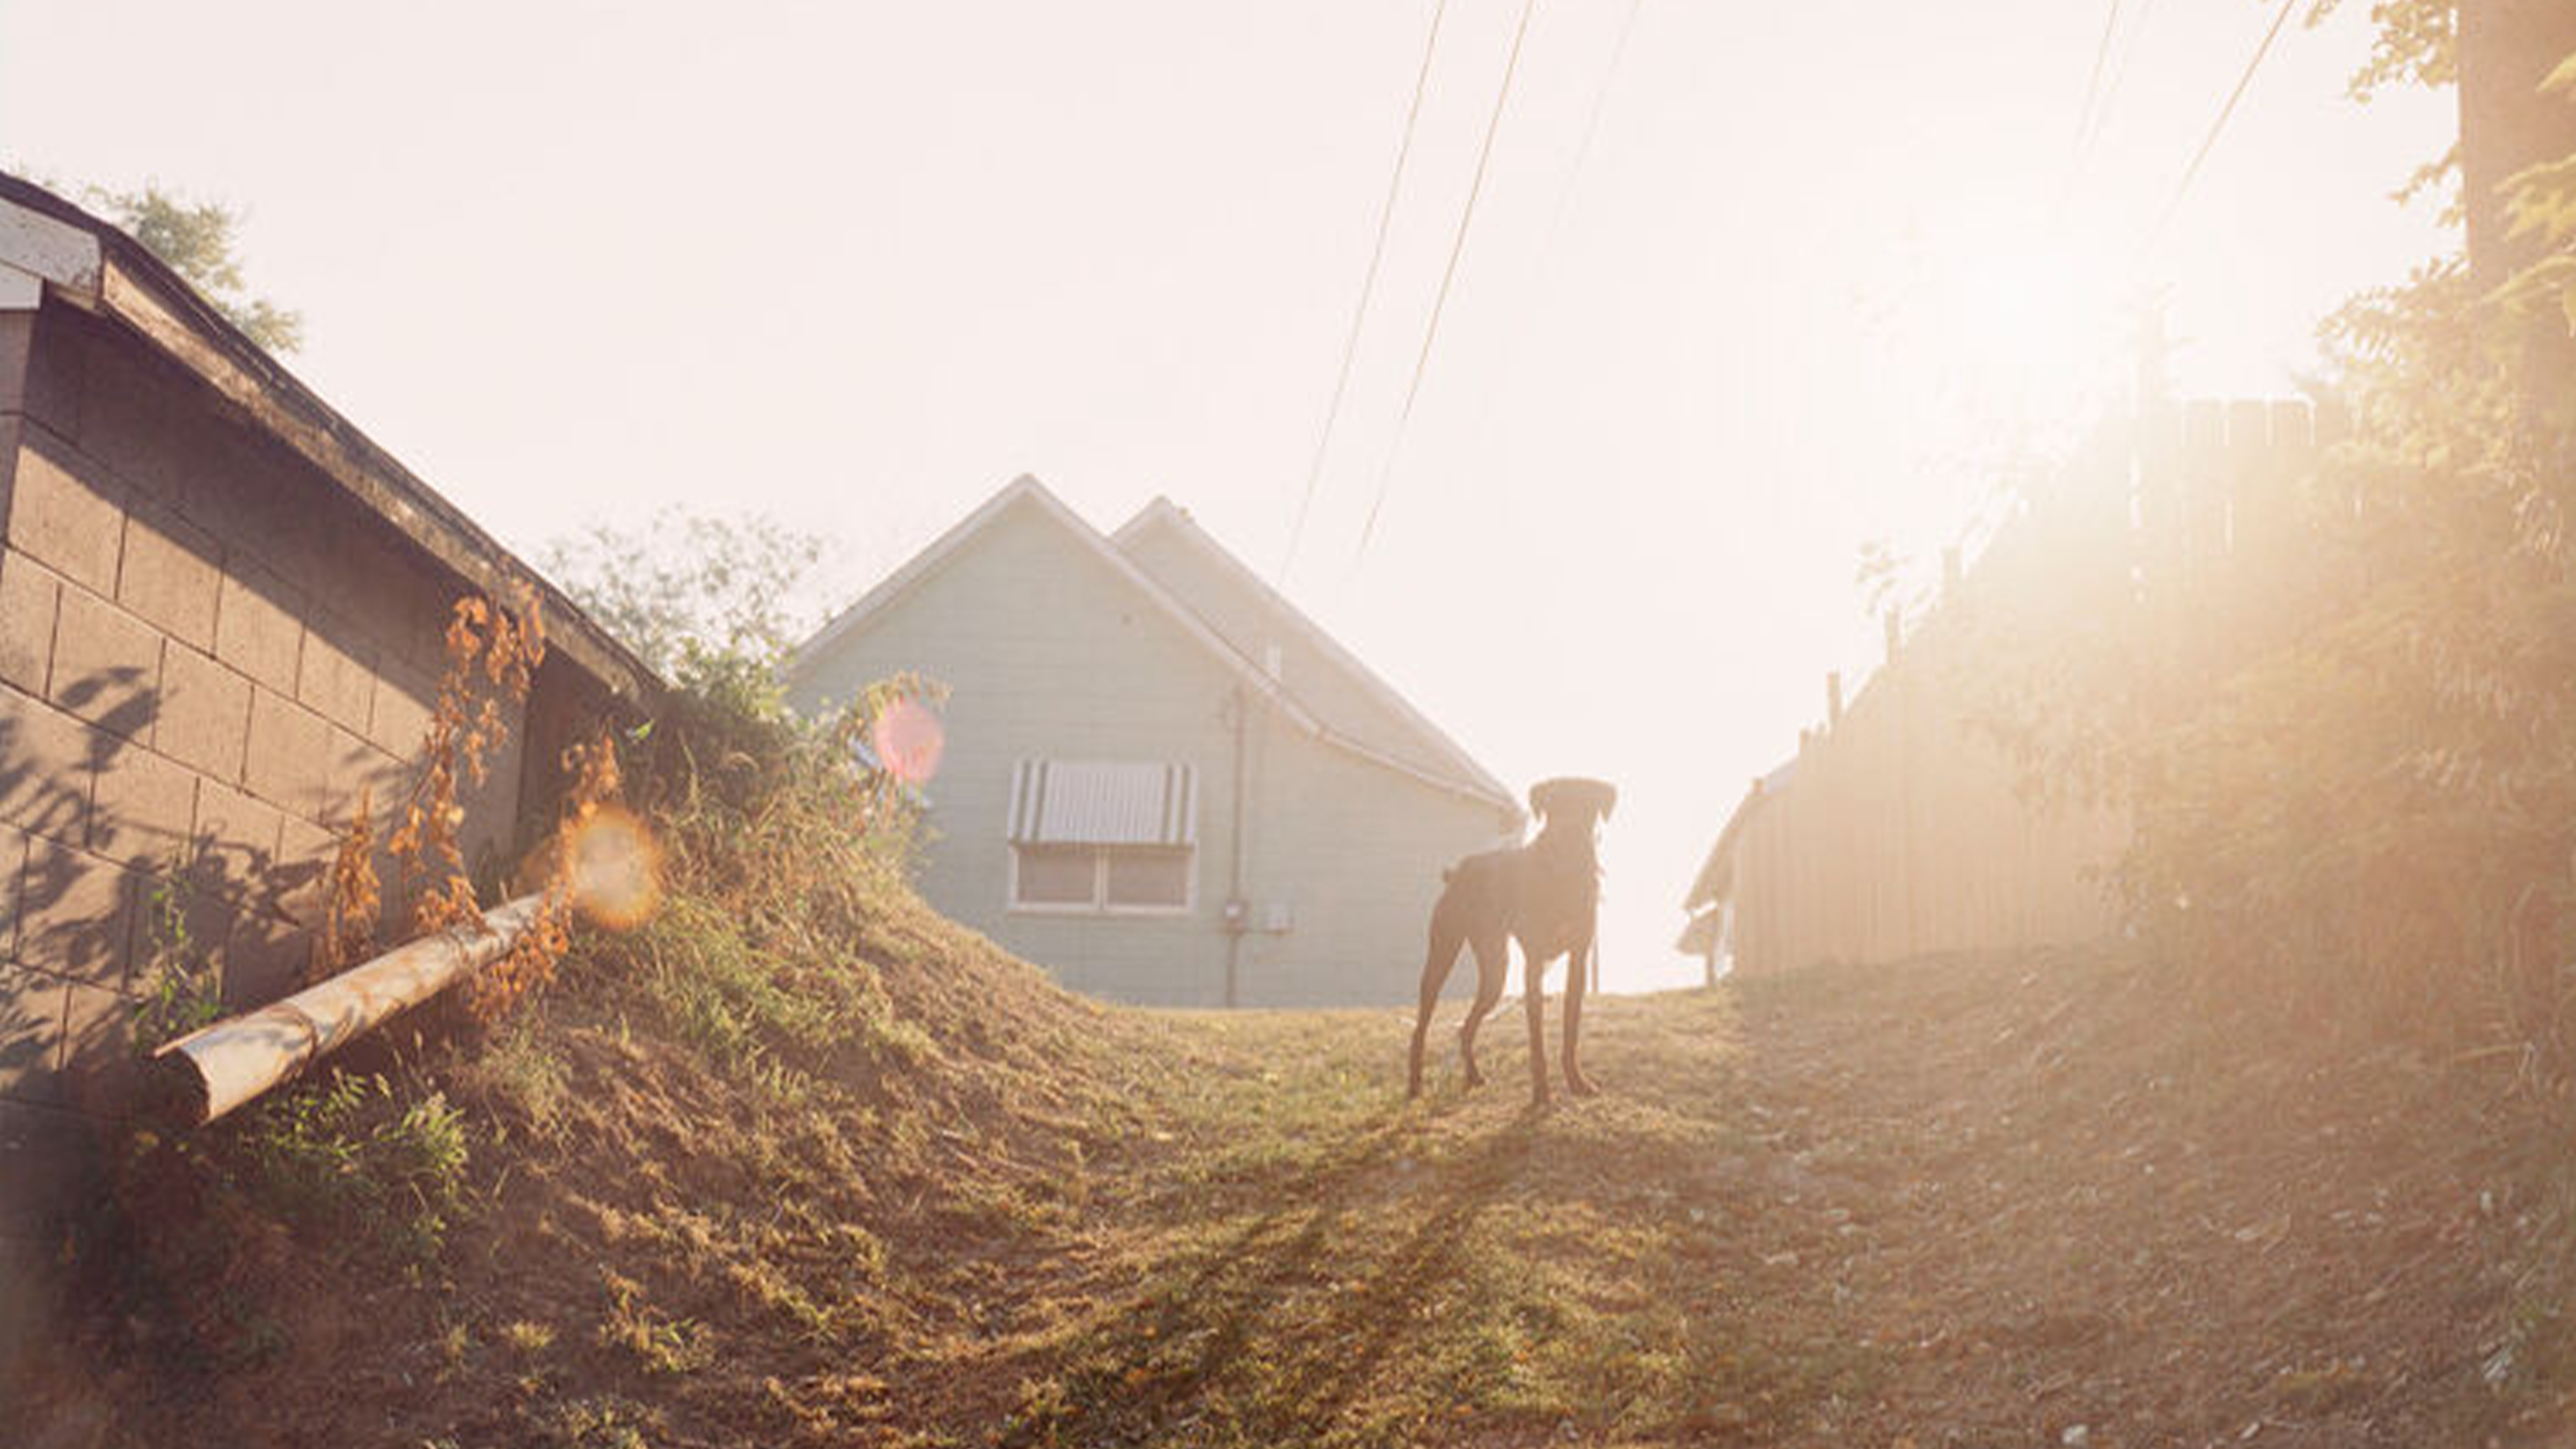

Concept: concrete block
[[274, 813, 338, 928], [223, 911, 308, 1009], [0, 306, 87, 441], [0, 685, 99, 847], [368, 657, 436, 757], [325, 726, 408, 828], [153, 641, 250, 781], [212, 556, 303, 693], [69, 327, 201, 513], [0, 548, 59, 696], [296, 613, 376, 733], [88, 741, 195, 870], [57, 980, 133, 1117], [243, 686, 330, 821], [115, 501, 222, 652], [14, 840, 137, 989], [0, 826, 24, 957], [45, 585, 158, 741], [0, 963, 62, 1104], [4, 434, 121, 596], [189, 778, 281, 904]]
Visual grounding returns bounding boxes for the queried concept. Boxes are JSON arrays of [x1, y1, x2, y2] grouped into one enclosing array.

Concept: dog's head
[[1528, 777, 1617, 832]]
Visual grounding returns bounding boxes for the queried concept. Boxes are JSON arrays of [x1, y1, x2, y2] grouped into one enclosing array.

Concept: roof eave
[[0, 175, 660, 708], [1110, 497, 1518, 809]]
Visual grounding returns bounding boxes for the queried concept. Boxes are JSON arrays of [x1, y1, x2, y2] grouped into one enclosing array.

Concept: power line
[[2155, 0, 2297, 237], [1356, 0, 1544, 559], [1276, 0, 1453, 584], [1547, 0, 1644, 251], [1445, 0, 1644, 509], [2065, 0, 2126, 180], [2087, 0, 2161, 157]]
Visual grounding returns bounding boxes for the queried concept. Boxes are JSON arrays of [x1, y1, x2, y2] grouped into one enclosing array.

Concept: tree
[[88, 185, 304, 354], [540, 509, 829, 691], [1978, 8, 2576, 1059]]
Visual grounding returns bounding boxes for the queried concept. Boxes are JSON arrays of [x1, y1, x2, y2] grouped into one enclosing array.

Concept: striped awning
[[1008, 760, 1198, 846]]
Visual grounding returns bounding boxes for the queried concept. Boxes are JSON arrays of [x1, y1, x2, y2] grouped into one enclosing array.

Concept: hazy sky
[[2, 1, 2453, 990]]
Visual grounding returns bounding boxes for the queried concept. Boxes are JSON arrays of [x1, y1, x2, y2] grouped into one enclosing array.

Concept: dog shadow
[[1008, 1110, 1539, 1445]]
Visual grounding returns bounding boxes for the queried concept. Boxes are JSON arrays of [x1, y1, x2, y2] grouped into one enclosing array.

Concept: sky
[[1, 0, 2455, 992]]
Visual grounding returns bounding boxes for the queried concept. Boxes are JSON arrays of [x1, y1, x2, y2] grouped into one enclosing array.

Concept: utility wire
[[1448, 0, 1644, 497], [2065, 0, 2126, 184], [1356, 0, 1544, 559], [2154, 0, 2297, 237], [1545, 0, 1644, 252], [1276, 0, 1453, 584], [2086, 0, 2161, 157]]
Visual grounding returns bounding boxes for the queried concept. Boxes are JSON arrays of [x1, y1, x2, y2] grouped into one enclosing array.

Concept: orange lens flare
[[872, 697, 946, 786], [565, 804, 662, 930]]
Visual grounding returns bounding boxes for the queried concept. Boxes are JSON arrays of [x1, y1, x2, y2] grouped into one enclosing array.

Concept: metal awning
[[1008, 760, 1198, 846]]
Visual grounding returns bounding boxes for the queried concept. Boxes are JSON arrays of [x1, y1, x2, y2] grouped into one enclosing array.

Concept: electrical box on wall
[[1221, 898, 1249, 934], [1261, 902, 1293, 934]]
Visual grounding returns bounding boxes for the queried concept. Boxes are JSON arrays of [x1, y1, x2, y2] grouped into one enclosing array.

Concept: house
[[1674, 760, 1794, 985], [0, 173, 654, 1237], [786, 477, 1520, 1007]]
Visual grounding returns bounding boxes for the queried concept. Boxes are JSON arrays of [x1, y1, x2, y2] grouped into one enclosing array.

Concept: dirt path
[[987, 950, 2538, 1448]]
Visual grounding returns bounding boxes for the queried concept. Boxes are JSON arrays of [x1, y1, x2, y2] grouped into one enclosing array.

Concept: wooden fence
[[1717, 396, 2337, 975]]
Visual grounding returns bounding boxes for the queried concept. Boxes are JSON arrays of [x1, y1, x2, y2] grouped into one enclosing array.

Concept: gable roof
[[791, 475, 1517, 814], [1111, 496, 1513, 806]]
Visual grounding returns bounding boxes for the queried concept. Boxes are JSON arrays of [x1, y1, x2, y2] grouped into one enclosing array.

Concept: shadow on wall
[[2, 660, 365, 1126]]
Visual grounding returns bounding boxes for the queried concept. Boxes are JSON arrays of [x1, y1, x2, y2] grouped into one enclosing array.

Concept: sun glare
[[567, 804, 663, 930], [872, 696, 947, 786]]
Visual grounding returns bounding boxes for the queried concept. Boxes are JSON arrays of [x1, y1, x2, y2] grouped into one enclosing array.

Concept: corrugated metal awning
[[1008, 760, 1198, 846]]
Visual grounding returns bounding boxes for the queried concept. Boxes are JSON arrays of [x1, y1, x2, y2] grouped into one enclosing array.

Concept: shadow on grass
[[1002, 1104, 1541, 1447]]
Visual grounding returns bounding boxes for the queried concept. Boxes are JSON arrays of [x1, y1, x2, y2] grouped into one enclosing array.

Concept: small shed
[[0, 173, 653, 1240]]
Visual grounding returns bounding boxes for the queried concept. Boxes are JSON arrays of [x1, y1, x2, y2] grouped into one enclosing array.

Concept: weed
[[535, 1394, 658, 1449], [453, 1012, 571, 1137], [129, 871, 222, 1054], [241, 1071, 470, 1264], [598, 1271, 714, 1376]]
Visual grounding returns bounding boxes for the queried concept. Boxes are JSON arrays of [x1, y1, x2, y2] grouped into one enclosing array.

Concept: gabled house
[[786, 477, 1519, 1007]]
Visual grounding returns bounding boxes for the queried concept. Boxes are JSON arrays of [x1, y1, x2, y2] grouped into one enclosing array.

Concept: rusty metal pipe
[[152, 894, 547, 1126]]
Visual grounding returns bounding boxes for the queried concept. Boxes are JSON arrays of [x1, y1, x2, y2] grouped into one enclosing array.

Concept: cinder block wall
[[0, 301, 533, 1235]]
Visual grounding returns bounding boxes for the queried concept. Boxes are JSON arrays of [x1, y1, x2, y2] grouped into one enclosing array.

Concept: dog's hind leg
[[1454, 932, 1508, 1089], [1408, 910, 1467, 1099], [1562, 927, 1599, 1097]]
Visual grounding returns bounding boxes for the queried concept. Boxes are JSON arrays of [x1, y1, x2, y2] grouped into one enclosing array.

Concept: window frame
[[1007, 841, 1197, 917]]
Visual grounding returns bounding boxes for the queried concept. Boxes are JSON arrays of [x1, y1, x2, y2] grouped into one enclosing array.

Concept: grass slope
[[20, 834, 2576, 1447]]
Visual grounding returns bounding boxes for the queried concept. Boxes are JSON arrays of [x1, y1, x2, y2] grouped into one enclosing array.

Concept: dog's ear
[[1528, 779, 1563, 824]]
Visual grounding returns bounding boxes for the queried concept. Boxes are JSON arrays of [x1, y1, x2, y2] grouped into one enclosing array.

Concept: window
[[1105, 848, 1191, 909], [1014, 845, 1097, 906], [1007, 759, 1197, 914], [1012, 844, 1194, 912]]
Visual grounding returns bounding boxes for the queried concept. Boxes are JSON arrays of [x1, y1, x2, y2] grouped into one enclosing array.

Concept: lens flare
[[872, 696, 946, 786], [565, 804, 662, 930]]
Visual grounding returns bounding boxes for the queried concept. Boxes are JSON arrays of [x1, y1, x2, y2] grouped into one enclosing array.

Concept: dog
[[1407, 777, 1616, 1106]]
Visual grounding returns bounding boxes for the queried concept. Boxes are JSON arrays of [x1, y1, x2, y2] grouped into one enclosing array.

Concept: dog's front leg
[[1562, 928, 1598, 1097], [1523, 947, 1551, 1107]]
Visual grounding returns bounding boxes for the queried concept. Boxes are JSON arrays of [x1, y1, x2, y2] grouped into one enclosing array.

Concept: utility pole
[[2458, 0, 2576, 402], [2458, 0, 2576, 288]]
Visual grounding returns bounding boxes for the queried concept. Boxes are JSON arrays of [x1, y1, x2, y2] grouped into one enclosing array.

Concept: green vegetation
[[88, 184, 304, 353]]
